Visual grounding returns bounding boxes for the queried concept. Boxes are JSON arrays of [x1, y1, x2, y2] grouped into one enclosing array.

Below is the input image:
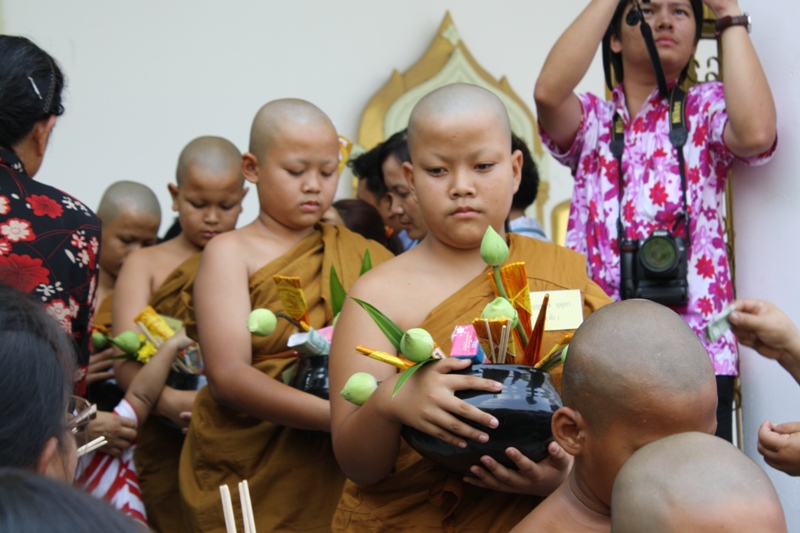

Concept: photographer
[[534, 0, 777, 441]]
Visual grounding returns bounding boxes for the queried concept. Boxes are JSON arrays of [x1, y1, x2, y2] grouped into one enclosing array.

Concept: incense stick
[[219, 484, 236, 533], [76, 436, 107, 457], [239, 480, 256, 533]]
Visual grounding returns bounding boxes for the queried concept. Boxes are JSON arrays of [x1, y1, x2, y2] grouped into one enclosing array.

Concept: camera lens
[[640, 236, 677, 273]]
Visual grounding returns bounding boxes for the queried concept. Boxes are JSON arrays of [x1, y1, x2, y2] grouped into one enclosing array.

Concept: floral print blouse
[[0, 149, 100, 394], [541, 82, 776, 376]]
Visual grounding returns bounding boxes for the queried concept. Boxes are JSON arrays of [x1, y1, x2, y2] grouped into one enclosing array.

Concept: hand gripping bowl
[[400, 364, 562, 476]]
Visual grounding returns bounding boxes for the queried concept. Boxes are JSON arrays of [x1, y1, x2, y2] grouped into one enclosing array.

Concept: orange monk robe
[[134, 252, 202, 533], [93, 293, 114, 333], [333, 234, 612, 533], [179, 224, 394, 533]]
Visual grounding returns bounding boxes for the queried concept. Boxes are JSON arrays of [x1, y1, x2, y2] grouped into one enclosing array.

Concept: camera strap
[[611, 81, 692, 249]]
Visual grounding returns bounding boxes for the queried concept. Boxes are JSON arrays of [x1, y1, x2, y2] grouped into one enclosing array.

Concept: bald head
[[97, 181, 161, 225], [176, 136, 243, 187], [248, 98, 336, 159], [407, 83, 512, 157], [612, 432, 787, 533], [563, 300, 715, 430]]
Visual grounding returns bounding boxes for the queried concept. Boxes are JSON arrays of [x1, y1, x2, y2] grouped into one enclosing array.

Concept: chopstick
[[219, 480, 256, 533]]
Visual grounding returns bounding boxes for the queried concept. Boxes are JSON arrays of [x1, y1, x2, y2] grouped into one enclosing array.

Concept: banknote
[[706, 304, 736, 343]]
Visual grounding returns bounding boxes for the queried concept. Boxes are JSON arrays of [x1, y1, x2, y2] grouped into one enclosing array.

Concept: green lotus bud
[[480, 226, 509, 267], [481, 297, 519, 329], [112, 331, 142, 354], [92, 332, 109, 351], [248, 308, 277, 336], [400, 328, 435, 363], [340, 372, 378, 406]]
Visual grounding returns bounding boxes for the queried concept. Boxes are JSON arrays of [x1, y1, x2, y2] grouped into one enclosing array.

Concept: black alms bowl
[[293, 355, 330, 400], [400, 364, 562, 476]]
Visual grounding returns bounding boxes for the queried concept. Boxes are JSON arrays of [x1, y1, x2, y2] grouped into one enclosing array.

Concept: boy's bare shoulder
[[124, 240, 177, 276], [512, 483, 609, 533]]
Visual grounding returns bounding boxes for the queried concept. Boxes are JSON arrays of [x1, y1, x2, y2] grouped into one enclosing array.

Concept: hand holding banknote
[[729, 299, 800, 384]]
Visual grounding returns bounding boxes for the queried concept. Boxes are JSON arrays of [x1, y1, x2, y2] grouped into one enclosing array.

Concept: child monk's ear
[[167, 183, 180, 212], [241, 153, 260, 185], [510, 149, 523, 194], [403, 161, 415, 193], [552, 406, 585, 456]]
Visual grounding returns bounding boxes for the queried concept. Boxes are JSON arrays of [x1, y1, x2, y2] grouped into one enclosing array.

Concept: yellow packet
[[135, 305, 175, 347], [273, 275, 310, 324]]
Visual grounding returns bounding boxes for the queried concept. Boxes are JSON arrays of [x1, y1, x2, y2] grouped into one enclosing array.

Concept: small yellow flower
[[136, 336, 157, 364]]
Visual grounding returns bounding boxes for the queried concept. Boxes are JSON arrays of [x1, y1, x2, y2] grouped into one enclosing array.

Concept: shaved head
[[612, 432, 787, 533], [176, 136, 242, 187], [248, 98, 336, 159], [97, 181, 161, 225], [407, 83, 512, 157], [563, 300, 715, 431]]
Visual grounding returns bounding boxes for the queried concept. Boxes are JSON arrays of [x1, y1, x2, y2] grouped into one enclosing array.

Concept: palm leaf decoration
[[330, 266, 347, 317], [351, 297, 404, 353]]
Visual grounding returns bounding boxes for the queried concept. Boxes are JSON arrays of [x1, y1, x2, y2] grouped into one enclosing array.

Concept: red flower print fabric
[[541, 82, 776, 376], [0, 149, 101, 395]]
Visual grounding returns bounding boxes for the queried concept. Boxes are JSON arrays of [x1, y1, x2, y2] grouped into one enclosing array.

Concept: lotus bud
[[480, 226, 509, 267], [112, 331, 142, 354], [92, 332, 109, 351], [340, 372, 378, 406], [400, 328, 435, 363], [248, 308, 277, 336], [481, 297, 519, 329]]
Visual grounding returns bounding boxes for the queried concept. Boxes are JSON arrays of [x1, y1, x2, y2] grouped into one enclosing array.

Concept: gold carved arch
[[356, 12, 549, 225]]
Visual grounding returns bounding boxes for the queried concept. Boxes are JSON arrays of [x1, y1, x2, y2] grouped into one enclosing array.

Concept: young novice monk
[[329, 83, 611, 533], [95, 181, 162, 331], [112, 135, 246, 533], [90, 181, 161, 409], [179, 99, 394, 533], [610, 432, 787, 533], [510, 299, 718, 533]]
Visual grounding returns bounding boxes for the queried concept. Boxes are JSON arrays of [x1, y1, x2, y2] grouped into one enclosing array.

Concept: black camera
[[620, 229, 689, 305]]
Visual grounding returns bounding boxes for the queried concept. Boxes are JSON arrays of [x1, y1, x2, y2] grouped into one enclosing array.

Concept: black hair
[[511, 134, 540, 211], [0, 468, 144, 533], [0, 283, 75, 471], [332, 199, 403, 255], [0, 35, 66, 149], [159, 217, 183, 243], [604, 0, 704, 89], [348, 129, 410, 201]]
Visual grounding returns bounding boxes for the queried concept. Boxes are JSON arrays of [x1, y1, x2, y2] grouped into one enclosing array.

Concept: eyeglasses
[[66, 396, 96, 457]]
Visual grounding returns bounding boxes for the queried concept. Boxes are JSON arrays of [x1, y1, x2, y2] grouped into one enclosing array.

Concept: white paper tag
[[529, 289, 584, 331]]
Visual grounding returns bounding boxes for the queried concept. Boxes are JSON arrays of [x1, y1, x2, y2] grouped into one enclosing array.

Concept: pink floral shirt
[[541, 82, 776, 376]]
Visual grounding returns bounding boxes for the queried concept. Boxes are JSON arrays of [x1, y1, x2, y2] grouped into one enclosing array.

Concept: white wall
[[733, 1, 800, 529], [1, 0, 605, 236]]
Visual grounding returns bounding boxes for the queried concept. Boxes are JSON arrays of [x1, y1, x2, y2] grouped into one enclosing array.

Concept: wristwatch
[[715, 13, 751, 35]]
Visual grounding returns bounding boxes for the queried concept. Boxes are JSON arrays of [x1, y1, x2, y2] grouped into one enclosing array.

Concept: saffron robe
[[94, 293, 114, 333], [179, 224, 394, 533], [332, 235, 612, 533], [134, 252, 202, 533]]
